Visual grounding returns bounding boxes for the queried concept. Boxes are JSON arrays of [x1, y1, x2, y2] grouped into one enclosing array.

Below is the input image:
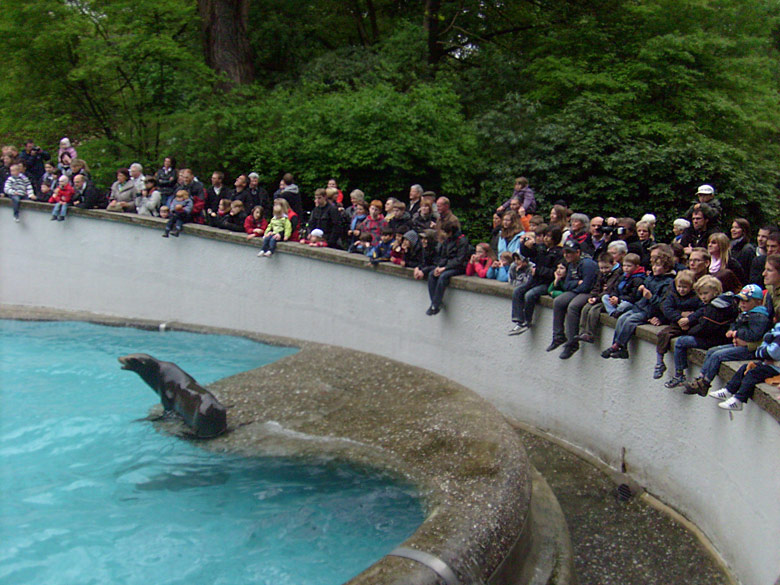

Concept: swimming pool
[[0, 321, 423, 585]]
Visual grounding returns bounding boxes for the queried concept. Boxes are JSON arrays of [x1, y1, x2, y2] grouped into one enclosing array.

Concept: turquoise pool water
[[0, 321, 423, 585]]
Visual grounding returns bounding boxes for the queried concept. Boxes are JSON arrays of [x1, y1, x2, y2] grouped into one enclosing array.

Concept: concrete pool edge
[[0, 308, 572, 585]]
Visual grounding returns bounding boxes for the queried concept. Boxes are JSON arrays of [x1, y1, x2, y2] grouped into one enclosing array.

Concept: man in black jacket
[[73, 174, 108, 209], [421, 220, 469, 315], [307, 188, 342, 248]]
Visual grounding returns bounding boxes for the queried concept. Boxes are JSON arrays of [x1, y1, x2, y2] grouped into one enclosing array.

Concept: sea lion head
[[118, 353, 157, 372]]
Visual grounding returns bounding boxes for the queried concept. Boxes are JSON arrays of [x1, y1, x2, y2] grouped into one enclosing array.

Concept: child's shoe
[[58, 216, 65, 221], [611, 345, 629, 359], [664, 373, 686, 388], [264, 251, 273, 257], [652, 362, 667, 379], [50, 216, 57, 221], [170, 229, 180, 237], [162, 231, 170, 238], [708, 388, 733, 400], [601, 345, 617, 359], [718, 396, 743, 411]]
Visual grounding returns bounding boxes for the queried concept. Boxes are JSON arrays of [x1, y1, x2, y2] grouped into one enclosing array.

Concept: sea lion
[[118, 353, 227, 438]]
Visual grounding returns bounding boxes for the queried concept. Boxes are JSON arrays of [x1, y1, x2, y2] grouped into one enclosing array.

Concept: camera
[[597, 225, 625, 237]]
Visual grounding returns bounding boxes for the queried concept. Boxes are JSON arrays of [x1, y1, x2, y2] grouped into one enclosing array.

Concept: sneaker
[[426, 306, 436, 316], [50, 216, 58, 221], [508, 323, 529, 336], [170, 230, 179, 237], [14, 217, 20, 223], [578, 333, 595, 344], [718, 396, 743, 411], [652, 362, 667, 379], [559, 343, 579, 360], [546, 339, 565, 352], [162, 231, 169, 238], [58, 216, 65, 221], [264, 251, 272, 257], [708, 388, 733, 401], [664, 374, 686, 389], [601, 346, 617, 359], [257, 251, 265, 257]]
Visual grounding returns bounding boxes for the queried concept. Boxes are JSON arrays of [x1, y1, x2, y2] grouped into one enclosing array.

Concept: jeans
[[673, 335, 705, 373], [52, 202, 68, 218], [511, 283, 548, 324], [428, 267, 464, 310], [9, 194, 24, 218], [552, 292, 590, 344], [602, 295, 633, 316], [700, 344, 755, 381], [726, 362, 777, 402], [262, 235, 279, 253], [613, 308, 649, 347]]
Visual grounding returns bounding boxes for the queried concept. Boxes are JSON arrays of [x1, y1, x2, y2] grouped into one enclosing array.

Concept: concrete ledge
[[2, 198, 778, 585]]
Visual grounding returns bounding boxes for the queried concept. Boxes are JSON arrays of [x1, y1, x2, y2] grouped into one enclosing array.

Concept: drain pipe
[[388, 547, 463, 585]]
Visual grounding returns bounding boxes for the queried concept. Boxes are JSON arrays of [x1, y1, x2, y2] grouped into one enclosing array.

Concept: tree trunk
[[423, 0, 444, 66], [198, 0, 255, 86]]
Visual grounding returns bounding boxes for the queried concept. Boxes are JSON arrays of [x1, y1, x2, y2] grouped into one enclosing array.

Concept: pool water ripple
[[0, 321, 423, 585]]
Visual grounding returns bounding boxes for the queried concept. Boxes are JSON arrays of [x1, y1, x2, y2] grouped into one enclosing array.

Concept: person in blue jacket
[[709, 320, 780, 411], [683, 284, 771, 396]]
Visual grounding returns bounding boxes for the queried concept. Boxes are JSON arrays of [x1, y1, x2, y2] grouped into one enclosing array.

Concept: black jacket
[[74, 183, 108, 209], [435, 230, 470, 271], [307, 202, 342, 249], [687, 294, 739, 347]]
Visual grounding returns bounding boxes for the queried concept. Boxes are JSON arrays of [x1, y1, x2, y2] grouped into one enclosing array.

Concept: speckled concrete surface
[[1, 307, 538, 585], [516, 429, 732, 585]]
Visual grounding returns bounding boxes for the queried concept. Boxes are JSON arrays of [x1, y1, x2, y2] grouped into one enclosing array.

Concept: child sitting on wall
[[603, 253, 645, 317], [258, 202, 292, 257], [664, 276, 739, 389], [683, 284, 771, 396], [548, 263, 568, 299], [578, 251, 622, 344], [487, 251, 513, 282], [245, 205, 267, 239], [305, 228, 328, 247], [369, 226, 395, 265], [162, 189, 193, 237], [466, 243, 495, 278], [508, 252, 535, 290], [49, 175, 74, 221], [708, 321, 780, 410], [653, 270, 702, 379]]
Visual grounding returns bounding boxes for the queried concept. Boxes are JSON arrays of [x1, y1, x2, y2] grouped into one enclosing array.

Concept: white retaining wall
[[2, 205, 778, 585]]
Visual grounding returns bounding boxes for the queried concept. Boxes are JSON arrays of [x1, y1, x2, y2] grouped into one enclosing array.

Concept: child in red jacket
[[466, 243, 495, 278], [49, 175, 74, 221]]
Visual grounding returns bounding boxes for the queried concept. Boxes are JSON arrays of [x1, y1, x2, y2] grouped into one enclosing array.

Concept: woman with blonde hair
[[708, 232, 745, 289]]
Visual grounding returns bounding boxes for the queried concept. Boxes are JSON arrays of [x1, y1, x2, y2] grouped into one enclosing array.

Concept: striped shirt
[[4, 174, 34, 198]]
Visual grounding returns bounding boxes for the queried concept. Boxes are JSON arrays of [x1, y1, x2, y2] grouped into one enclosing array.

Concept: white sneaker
[[507, 323, 529, 336], [718, 396, 743, 411], [264, 251, 273, 257], [708, 388, 733, 400], [14, 217, 20, 223], [257, 251, 264, 257]]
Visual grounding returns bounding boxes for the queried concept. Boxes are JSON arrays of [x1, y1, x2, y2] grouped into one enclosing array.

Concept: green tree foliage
[[1, 0, 778, 236]]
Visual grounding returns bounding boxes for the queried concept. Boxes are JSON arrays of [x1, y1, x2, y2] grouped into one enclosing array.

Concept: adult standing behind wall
[[307, 188, 342, 249], [274, 173, 303, 218]]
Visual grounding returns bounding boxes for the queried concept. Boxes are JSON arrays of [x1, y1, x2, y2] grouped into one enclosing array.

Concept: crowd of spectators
[[4, 138, 780, 413]]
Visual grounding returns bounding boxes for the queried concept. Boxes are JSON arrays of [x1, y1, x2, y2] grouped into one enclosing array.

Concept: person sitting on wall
[[106, 168, 137, 213], [205, 171, 226, 213], [415, 219, 469, 316], [72, 173, 107, 209], [135, 177, 161, 216], [173, 168, 206, 223], [507, 226, 564, 335], [245, 205, 267, 239], [162, 189, 193, 237], [547, 239, 599, 358]]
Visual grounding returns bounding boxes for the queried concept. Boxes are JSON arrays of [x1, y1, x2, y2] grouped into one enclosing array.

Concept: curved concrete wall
[[2, 203, 779, 585]]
